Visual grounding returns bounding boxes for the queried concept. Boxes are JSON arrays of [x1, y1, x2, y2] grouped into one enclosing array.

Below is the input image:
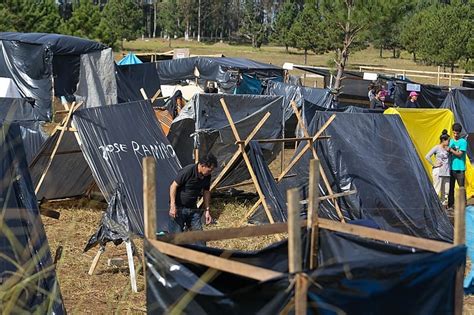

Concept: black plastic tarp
[[393, 82, 449, 108], [157, 57, 283, 93], [0, 98, 49, 163], [29, 130, 93, 200], [146, 229, 465, 314], [0, 122, 65, 314], [441, 88, 474, 159], [0, 32, 107, 55], [254, 112, 453, 242], [0, 41, 53, 120], [168, 94, 284, 186], [72, 100, 181, 250], [115, 63, 163, 106]]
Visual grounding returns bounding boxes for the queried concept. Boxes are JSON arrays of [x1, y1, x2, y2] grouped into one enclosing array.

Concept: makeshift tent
[[70, 100, 181, 250], [115, 62, 163, 106], [168, 94, 284, 186], [0, 32, 117, 120], [392, 82, 448, 108], [385, 108, 474, 199], [146, 230, 464, 314], [441, 88, 474, 159], [0, 97, 49, 164], [0, 77, 21, 98], [255, 112, 453, 242], [157, 57, 284, 94], [117, 52, 143, 65], [0, 122, 65, 314]]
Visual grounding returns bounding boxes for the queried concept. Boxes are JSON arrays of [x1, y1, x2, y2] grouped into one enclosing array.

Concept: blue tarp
[[117, 52, 143, 65], [465, 206, 474, 293]]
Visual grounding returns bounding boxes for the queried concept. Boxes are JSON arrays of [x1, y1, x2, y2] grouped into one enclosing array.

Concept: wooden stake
[[308, 159, 320, 269], [295, 274, 308, 315], [143, 157, 156, 240], [140, 88, 148, 100], [125, 240, 138, 293], [88, 246, 105, 275], [287, 188, 302, 274], [220, 99, 275, 223], [454, 187, 466, 315], [150, 89, 162, 103]]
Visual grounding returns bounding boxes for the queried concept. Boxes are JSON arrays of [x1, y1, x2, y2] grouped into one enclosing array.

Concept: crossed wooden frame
[[142, 155, 466, 314]]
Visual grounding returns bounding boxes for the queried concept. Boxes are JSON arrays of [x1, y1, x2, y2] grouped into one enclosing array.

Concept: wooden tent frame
[[142, 157, 466, 314]]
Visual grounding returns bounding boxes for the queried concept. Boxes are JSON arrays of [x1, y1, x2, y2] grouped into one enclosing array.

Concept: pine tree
[[0, 0, 61, 33], [289, 2, 328, 64], [158, 0, 182, 47], [240, 0, 267, 48], [99, 0, 143, 49], [59, 0, 102, 41], [271, 0, 299, 53]]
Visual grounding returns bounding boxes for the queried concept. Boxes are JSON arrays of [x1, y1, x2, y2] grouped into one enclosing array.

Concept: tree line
[[0, 0, 472, 88]]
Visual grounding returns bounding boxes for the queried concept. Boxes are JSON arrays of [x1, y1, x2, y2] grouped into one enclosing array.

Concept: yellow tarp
[[385, 108, 474, 198]]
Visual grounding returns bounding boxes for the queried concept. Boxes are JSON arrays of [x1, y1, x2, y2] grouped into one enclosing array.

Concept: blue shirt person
[[447, 123, 468, 208]]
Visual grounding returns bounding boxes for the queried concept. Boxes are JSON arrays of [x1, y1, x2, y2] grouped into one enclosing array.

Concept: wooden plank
[[234, 136, 330, 144], [140, 88, 148, 100], [159, 221, 296, 244], [220, 99, 275, 224], [299, 190, 357, 204], [308, 159, 320, 269], [287, 188, 302, 273], [149, 239, 283, 281], [319, 218, 453, 253], [125, 240, 138, 293], [88, 246, 105, 275], [56, 126, 77, 132], [34, 103, 76, 194], [295, 274, 308, 315], [143, 157, 157, 239], [454, 187, 466, 315], [39, 150, 83, 156], [150, 88, 162, 103], [216, 174, 296, 191]]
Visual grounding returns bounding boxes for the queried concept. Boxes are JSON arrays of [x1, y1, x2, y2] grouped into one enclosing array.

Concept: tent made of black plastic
[[0, 32, 117, 120], [168, 94, 284, 186], [70, 100, 181, 251], [146, 228, 465, 314], [252, 111, 453, 242], [441, 88, 474, 158], [157, 57, 284, 94], [0, 122, 65, 314], [393, 82, 449, 108]]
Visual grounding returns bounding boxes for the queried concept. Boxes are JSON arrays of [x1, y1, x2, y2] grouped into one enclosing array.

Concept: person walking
[[425, 129, 450, 204], [168, 154, 218, 242], [447, 123, 468, 209]]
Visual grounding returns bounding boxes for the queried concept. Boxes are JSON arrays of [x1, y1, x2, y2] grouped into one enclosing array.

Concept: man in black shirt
[[169, 154, 218, 235]]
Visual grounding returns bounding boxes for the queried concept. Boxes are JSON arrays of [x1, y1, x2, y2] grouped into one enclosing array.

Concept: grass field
[[39, 40, 474, 313]]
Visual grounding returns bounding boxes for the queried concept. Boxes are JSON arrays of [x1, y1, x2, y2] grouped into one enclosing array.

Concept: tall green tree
[[0, 0, 61, 33], [99, 0, 142, 49], [158, 0, 182, 47], [59, 0, 101, 41], [271, 0, 299, 53], [240, 0, 268, 48], [320, 0, 376, 94], [289, 2, 328, 64]]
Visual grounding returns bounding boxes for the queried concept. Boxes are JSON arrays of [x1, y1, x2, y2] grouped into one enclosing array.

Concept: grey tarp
[[253, 112, 453, 243], [168, 94, 284, 186], [71, 100, 181, 250], [441, 88, 474, 159], [1, 122, 65, 314]]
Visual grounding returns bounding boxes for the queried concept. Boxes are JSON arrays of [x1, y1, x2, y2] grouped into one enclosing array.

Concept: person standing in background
[[447, 123, 468, 209], [425, 129, 451, 205]]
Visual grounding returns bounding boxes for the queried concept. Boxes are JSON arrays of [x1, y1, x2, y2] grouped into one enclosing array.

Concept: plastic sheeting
[[0, 98, 49, 164], [146, 231, 465, 314], [0, 40, 53, 120], [465, 206, 474, 293], [264, 112, 453, 242], [29, 130, 93, 200], [157, 57, 283, 93], [75, 48, 118, 108], [115, 62, 162, 106], [72, 100, 181, 250], [168, 94, 284, 186], [441, 88, 474, 159], [393, 82, 448, 108], [385, 108, 474, 199], [117, 52, 143, 65], [0, 122, 65, 314]]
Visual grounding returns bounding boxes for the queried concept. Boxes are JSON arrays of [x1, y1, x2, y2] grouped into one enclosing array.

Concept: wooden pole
[[454, 187, 466, 315], [308, 159, 320, 269], [287, 188, 302, 274], [437, 66, 441, 85], [143, 157, 157, 239]]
